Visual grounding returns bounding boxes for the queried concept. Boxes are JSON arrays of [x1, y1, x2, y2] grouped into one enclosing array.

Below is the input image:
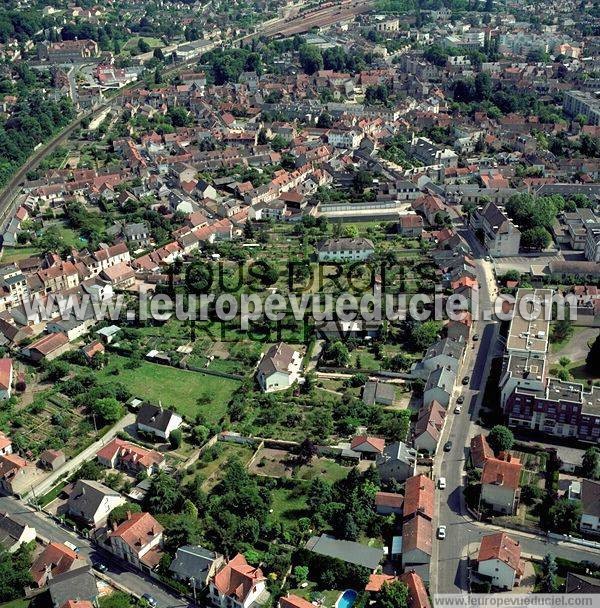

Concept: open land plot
[[268, 485, 310, 526], [100, 354, 240, 423], [190, 442, 255, 490]]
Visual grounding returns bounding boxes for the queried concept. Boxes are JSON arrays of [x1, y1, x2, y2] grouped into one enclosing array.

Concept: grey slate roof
[[68, 479, 122, 522], [362, 381, 395, 405], [565, 572, 600, 594], [305, 534, 384, 570], [48, 566, 98, 607], [169, 545, 218, 585], [0, 512, 29, 549], [136, 404, 178, 433]]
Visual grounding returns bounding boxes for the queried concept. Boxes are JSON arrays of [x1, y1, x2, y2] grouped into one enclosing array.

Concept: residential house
[[100, 262, 136, 289], [470, 202, 521, 257], [477, 532, 524, 590], [414, 401, 446, 453], [350, 436, 385, 459], [256, 342, 303, 393], [411, 338, 464, 380], [422, 366, 456, 409], [398, 571, 432, 608], [49, 570, 98, 608], [81, 340, 105, 363], [446, 312, 472, 342], [376, 441, 417, 482], [566, 572, 600, 594], [96, 438, 165, 475], [580, 479, 600, 535], [0, 358, 12, 399], [398, 214, 424, 237], [136, 404, 183, 440], [481, 454, 522, 515], [21, 332, 70, 362], [470, 434, 494, 469], [68, 479, 126, 528], [279, 595, 314, 608], [375, 492, 404, 516], [365, 573, 398, 593], [39, 449, 66, 471], [362, 381, 395, 406], [316, 238, 375, 262], [209, 553, 267, 608], [0, 511, 36, 553], [169, 545, 224, 591], [401, 515, 432, 578], [305, 534, 384, 571], [46, 311, 97, 342], [0, 433, 11, 456], [109, 512, 164, 574], [0, 454, 39, 497], [30, 542, 82, 587]]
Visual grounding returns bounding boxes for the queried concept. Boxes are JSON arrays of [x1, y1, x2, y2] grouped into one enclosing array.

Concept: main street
[[0, 496, 190, 607], [430, 228, 600, 595]]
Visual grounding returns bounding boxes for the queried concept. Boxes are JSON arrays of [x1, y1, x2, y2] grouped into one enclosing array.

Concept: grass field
[[0, 599, 30, 608], [101, 355, 240, 422], [269, 486, 310, 525], [1, 246, 41, 263], [297, 457, 352, 482], [190, 442, 255, 490]]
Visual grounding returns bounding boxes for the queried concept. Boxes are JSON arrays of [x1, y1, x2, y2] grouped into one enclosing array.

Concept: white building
[[256, 343, 303, 393], [209, 553, 266, 608], [316, 237, 375, 262], [477, 532, 524, 589]]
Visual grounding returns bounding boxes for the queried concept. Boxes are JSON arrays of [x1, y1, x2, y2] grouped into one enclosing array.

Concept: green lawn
[[297, 457, 352, 483], [269, 486, 309, 525], [101, 355, 240, 422], [0, 600, 30, 608], [188, 443, 255, 489], [1, 247, 41, 263], [289, 584, 341, 608]]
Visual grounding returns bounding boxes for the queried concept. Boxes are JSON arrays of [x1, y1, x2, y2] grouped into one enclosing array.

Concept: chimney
[[126, 510, 132, 520]]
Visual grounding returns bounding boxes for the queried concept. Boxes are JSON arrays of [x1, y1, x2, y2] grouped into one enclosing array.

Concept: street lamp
[[190, 576, 197, 605]]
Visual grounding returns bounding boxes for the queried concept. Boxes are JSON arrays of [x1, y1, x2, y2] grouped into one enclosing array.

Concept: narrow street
[[0, 496, 189, 607]]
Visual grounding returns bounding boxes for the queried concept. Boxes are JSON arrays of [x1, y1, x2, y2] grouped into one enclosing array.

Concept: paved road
[[25, 414, 136, 500], [0, 496, 190, 607], [430, 231, 600, 596]]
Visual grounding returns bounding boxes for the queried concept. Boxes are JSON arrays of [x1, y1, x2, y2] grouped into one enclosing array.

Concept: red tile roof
[[365, 573, 397, 592], [477, 532, 523, 575], [481, 455, 522, 490], [398, 571, 432, 608], [279, 595, 314, 608], [30, 542, 78, 586], [470, 434, 494, 468], [350, 435, 386, 453], [110, 512, 163, 555], [28, 332, 69, 356], [402, 515, 432, 556], [0, 358, 11, 391], [403, 475, 435, 520], [375, 491, 404, 510], [214, 554, 265, 602]]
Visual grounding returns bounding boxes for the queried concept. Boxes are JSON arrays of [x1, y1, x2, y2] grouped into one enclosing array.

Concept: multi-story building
[[500, 289, 600, 443], [37, 40, 99, 63], [316, 237, 375, 262], [469, 202, 521, 257], [563, 91, 600, 126], [585, 227, 600, 262]]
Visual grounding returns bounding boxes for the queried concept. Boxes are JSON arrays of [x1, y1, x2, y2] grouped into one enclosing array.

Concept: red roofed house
[[209, 553, 267, 608], [403, 474, 435, 521], [477, 532, 524, 589], [21, 332, 70, 362], [375, 491, 404, 515], [481, 453, 522, 514], [0, 432, 12, 456], [279, 595, 313, 608], [470, 434, 494, 469], [398, 570, 432, 608], [365, 573, 397, 592], [30, 542, 81, 587], [97, 438, 165, 476], [109, 512, 164, 574], [0, 358, 12, 400], [61, 602, 93, 608], [350, 435, 386, 458]]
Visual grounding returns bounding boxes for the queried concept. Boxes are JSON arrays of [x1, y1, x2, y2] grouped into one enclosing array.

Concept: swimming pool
[[336, 589, 358, 608]]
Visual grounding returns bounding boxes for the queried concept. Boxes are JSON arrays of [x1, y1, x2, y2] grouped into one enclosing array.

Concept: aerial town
[[0, 0, 598, 606]]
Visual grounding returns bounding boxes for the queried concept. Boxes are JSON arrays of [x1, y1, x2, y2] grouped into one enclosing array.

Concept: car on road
[[142, 595, 157, 608], [456, 395, 465, 404], [454, 405, 462, 414], [443, 440, 453, 452], [438, 477, 446, 490], [64, 541, 79, 553], [462, 375, 470, 385], [437, 525, 447, 539], [92, 562, 108, 574], [473, 334, 480, 341]]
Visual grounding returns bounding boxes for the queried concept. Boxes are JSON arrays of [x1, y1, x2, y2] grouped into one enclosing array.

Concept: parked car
[[437, 525, 447, 539], [444, 441, 453, 452], [473, 334, 480, 341], [142, 595, 157, 608], [456, 395, 465, 404], [438, 477, 446, 490], [92, 562, 108, 574], [454, 405, 462, 414], [462, 375, 470, 385]]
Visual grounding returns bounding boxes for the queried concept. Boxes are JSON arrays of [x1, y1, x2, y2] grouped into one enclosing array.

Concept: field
[[269, 486, 310, 525], [186, 442, 255, 489], [100, 355, 240, 422]]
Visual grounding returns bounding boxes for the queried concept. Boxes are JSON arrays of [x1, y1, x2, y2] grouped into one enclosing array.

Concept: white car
[[454, 405, 462, 414], [438, 477, 446, 490], [437, 525, 447, 540]]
